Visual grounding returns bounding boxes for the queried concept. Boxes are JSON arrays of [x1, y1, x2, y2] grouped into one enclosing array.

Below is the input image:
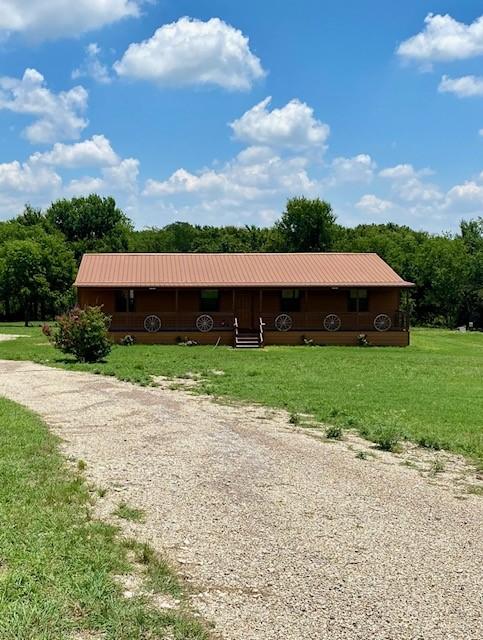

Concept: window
[[200, 289, 219, 312], [114, 289, 135, 312], [348, 288, 368, 312], [281, 289, 301, 312]]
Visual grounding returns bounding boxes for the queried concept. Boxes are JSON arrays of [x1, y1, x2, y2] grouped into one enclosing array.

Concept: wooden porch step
[[235, 334, 261, 348]]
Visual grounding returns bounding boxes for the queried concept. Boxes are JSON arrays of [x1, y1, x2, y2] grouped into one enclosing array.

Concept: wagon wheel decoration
[[373, 313, 392, 332], [323, 313, 341, 332], [144, 314, 161, 333], [196, 314, 214, 333], [274, 313, 293, 332]]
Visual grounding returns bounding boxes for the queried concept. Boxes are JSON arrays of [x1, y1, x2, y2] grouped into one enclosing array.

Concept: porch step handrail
[[234, 316, 239, 339], [259, 316, 265, 346]]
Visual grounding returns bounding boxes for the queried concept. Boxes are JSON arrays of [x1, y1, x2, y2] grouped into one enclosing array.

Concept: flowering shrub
[[41, 323, 52, 338], [120, 334, 136, 346], [51, 306, 111, 362]]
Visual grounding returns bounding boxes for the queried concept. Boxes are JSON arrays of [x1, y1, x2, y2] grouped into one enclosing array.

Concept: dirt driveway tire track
[[0, 359, 482, 640]]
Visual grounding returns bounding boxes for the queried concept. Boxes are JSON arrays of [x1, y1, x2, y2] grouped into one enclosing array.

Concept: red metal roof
[[75, 253, 414, 288]]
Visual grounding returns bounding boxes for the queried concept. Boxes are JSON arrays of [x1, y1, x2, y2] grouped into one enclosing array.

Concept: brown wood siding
[[79, 286, 402, 316], [78, 288, 116, 313], [136, 289, 176, 312]]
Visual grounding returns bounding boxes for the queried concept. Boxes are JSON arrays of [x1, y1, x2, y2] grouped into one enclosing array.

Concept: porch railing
[[109, 311, 234, 332], [261, 311, 408, 332], [109, 310, 408, 333]]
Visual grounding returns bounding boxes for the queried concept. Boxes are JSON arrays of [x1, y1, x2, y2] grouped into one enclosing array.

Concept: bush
[[373, 425, 404, 453], [51, 306, 111, 362], [326, 424, 343, 439], [120, 334, 136, 346]]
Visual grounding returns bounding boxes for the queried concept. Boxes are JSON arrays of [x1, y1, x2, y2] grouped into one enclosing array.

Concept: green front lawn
[[0, 326, 482, 464], [0, 397, 207, 640]]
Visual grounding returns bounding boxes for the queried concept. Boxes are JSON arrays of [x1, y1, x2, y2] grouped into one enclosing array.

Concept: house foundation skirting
[[108, 330, 410, 347]]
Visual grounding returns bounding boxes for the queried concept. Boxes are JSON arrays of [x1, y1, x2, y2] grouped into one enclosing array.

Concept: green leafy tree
[[0, 240, 50, 325], [414, 236, 472, 326], [46, 195, 133, 260], [275, 197, 336, 252], [459, 217, 483, 325], [41, 234, 77, 316]]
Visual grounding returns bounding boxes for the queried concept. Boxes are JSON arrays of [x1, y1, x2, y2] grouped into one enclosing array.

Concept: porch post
[[356, 290, 360, 331], [404, 289, 410, 330], [259, 288, 263, 320], [304, 288, 308, 329], [175, 288, 179, 312]]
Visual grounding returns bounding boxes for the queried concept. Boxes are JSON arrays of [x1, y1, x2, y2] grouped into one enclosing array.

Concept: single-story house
[[75, 252, 414, 347]]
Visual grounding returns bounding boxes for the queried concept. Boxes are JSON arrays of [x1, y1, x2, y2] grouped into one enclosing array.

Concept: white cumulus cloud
[[30, 135, 119, 168], [0, 160, 61, 193], [144, 147, 316, 204], [330, 154, 375, 184], [379, 163, 420, 179], [380, 163, 441, 203], [72, 43, 112, 84], [114, 17, 265, 90], [438, 74, 483, 97], [230, 97, 329, 150], [397, 13, 483, 63], [356, 194, 394, 214], [0, 68, 88, 144], [103, 158, 140, 192], [446, 180, 483, 205], [0, 0, 143, 41]]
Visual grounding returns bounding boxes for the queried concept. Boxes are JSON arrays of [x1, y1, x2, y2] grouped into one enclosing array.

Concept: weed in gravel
[[355, 450, 368, 460], [123, 539, 182, 597], [418, 436, 442, 451], [114, 502, 145, 523], [77, 459, 86, 471], [466, 484, 483, 496], [289, 412, 301, 425], [372, 424, 404, 453], [326, 425, 343, 440], [401, 459, 417, 468], [430, 458, 446, 475]]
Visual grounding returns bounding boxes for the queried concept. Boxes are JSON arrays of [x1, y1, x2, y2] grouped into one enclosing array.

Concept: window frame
[[200, 288, 220, 312], [348, 288, 369, 313], [114, 289, 135, 312], [281, 288, 301, 312]]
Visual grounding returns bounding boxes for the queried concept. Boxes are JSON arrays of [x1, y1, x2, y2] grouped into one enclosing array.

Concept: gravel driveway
[[0, 359, 482, 640]]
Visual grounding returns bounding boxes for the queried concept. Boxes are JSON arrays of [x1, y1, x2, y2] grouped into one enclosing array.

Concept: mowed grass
[[0, 397, 207, 640], [0, 325, 482, 463]]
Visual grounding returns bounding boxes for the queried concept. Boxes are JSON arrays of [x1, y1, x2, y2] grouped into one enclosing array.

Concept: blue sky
[[1, 1, 483, 231]]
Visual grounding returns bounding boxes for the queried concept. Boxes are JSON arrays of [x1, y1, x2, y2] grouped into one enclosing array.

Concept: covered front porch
[[77, 285, 409, 346]]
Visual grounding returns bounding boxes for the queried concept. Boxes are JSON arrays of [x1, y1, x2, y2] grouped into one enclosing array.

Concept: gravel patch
[[0, 359, 482, 640], [0, 334, 27, 342]]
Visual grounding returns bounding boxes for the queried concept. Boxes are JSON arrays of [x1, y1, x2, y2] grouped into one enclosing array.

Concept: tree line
[[0, 194, 481, 327]]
